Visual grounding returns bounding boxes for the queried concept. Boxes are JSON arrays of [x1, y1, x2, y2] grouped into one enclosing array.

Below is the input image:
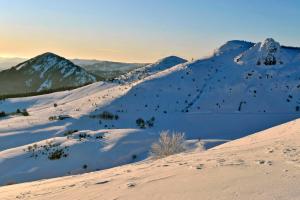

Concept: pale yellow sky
[[0, 32, 213, 63]]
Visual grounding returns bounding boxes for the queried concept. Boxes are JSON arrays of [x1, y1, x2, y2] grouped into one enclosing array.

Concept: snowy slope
[[97, 38, 300, 139], [1, 38, 300, 185], [0, 53, 96, 95], [0, 80, 204, 185], [116, 56, 187, 83], [1, 117, 300, 200]]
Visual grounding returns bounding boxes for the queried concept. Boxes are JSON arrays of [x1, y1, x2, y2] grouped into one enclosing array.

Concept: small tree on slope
[[150, 130, 185, 158]]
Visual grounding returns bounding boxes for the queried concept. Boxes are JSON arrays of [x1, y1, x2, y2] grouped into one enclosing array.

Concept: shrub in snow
[[136, 117, 155, 129], [78, 133, 90, 139], [48, 149, 68, 160], [146, 117, 155, 128], [0, 111, 6, 118], [132, 154, 137, 160], [136, 118, 146, 129], [100, 111, 117, 120], [21, 109, 29, 116], [150, 131, 185, 158], [49, 116, 58, 121], [96, 135, 104, 139], [90, 111, 119, 120]]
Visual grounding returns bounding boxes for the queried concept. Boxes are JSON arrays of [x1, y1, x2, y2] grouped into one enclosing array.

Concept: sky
[[0, 0, 299, 62]]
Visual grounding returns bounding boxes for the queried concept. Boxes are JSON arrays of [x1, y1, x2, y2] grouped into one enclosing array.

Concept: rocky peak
[[258, 38, 281, 65], [235, 38, 284, 66]]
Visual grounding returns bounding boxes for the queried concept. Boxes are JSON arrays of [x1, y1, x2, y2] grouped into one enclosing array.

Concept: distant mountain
[[0, 57, 26, 71], [0, 53, 96, 96], [73, 59, 147, 81], [116, 56, 188, 83]]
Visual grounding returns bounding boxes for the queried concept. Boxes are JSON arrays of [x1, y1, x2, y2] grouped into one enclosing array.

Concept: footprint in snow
[[266, 148, 274, 153], [256, 160, 273, 166], [225, 159, 245, 166], [127, 182, 136, 188], [196, 164, 204, 170], [256, 160, 265, 165]]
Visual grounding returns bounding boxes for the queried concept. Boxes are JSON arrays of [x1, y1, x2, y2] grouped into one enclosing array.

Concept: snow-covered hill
[[116, 56, 187, 83], [1, 38, 300, 185], [107, 38, 300, 116], [0, 53, 96, 95]]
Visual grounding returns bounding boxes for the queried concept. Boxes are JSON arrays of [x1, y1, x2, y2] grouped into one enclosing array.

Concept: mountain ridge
[[116, 55, 187, 83], [0, 52, 96, 95]]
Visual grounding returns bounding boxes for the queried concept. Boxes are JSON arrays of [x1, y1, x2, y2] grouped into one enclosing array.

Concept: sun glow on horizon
[[0, 0, 299, 62]]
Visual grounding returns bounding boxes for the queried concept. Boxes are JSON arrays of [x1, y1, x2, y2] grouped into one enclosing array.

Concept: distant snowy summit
[[116, 56, 187, 83], [0, 52, 96, 96], [235, 38, 294, 66], [215, 40, 254, 56]]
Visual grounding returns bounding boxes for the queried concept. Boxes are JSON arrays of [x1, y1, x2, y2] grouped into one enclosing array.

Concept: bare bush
[[150, 130, 185, 158]]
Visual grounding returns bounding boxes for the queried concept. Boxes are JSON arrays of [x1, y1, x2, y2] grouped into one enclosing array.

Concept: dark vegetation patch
[[90, 111, 119, 120], [136, 117, 155, 129], [0, 83, 93, 100], [24, 141, 69, 160], [0, 109, 29, 118]]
